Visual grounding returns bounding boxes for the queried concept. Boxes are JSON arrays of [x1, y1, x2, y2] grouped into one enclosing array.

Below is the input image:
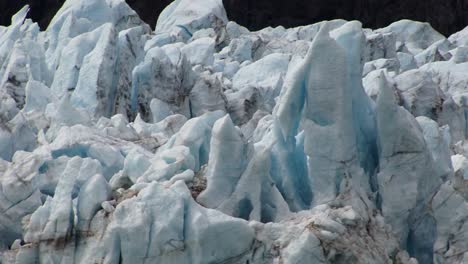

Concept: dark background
[[1, 0, 468, 36]]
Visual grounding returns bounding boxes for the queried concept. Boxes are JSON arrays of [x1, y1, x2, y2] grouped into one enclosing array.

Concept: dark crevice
[[237, 197, 253, 221]]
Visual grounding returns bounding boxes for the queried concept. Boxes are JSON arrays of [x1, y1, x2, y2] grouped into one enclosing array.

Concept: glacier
[[0, 0, 468, 263]]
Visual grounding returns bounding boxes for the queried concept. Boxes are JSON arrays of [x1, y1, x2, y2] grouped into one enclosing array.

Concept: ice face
[[131, 44, 194, 121], [70, 23, 118, 116], [155, 0, 228, 39], [197, 115, 246, 208], [1, 0, 468, 263], [227, 53, 290, 123], [376, 20, 445, 55], [300, 23, 362, 206]]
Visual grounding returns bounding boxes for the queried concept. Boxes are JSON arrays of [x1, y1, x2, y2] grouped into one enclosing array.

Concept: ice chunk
[[215, 141, 290, 222], [23, 80, 53, 113], [300, 23, 360, 205], [47, 3, 138, 102], [331, 21, 379, 188], [76, 173, 111, 230], [452, 154, 468, 181], [7, 113, 37, 155], [395, 69, 444, 120], [169, 169, 195, 184], [232, 53, 290, 92], [189, 71, 227, 117], [112, 25, 151, 118], [197, 115, 246, 208], [181, 37, 215, 66], [122, 149, 153, 183], [0, 152, 42, 248], [44, 124, 134, 181], [0, 124, 14, 161], [362, 69, 393, 100], [45, 95, 92, 141], [131, 45, 194, 121], [150, 98, 174, 123], [132, 113, 187, 141], [21, 158, 83, 263], [45, 0, 143, 71], [37, 155, 104, 197], [156, 0, 228, 40], [70, 23, 118, 116], [0, 90, 19, 121], [97, 114, 140, 141], [48, 0, 143, 33], [222, 60, 240, 79], [226, 86, 263, 125], [158, 111, 225, 171], [144, 32, 175, 52], [71, 181, 255, 263], [140, 146, 195, 183], [397, 52, 418, 72], [0, 5, 30, 76], [225, 37, 253, 63], [419, 60, 468, 109], [416, 117, 453, 181], [50, 23, 111, 98], [225, 21, 250, 41], [451, 46, 468, 63], [376, 72, 438, 251], [432, 181, 468, 264], [432, 96, 465, 145], [376, 20, 445, 55], [414, 39, 453, 66], [228, 53, 289, 123], [363, 58, 400, 76], [363, 32, 397, 62], [0, 41, 30, 109], [448, 25, 468, 47], [191, 28, 216, 40], [25, 157, 78, 244]]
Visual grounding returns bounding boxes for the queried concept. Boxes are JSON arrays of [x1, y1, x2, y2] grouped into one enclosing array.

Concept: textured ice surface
[[155, 0, 227, 41], [1, 0, 468, 263]]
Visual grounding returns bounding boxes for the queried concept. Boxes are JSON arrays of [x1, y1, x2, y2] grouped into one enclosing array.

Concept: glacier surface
[[0, 0, 468, 263]]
